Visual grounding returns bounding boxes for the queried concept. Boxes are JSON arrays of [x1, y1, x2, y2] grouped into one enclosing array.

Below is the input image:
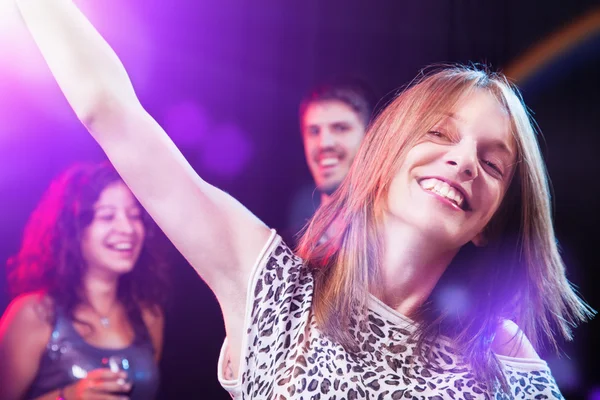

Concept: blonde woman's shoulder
[[492, 319, 540, 359]]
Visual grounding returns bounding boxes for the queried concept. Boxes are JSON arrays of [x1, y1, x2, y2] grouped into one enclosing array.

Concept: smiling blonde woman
[[12, 0, 594, 398]]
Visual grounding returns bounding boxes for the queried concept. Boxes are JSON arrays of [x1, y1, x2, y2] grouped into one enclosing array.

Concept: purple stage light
[[546, 354, 581, 391], [589, 387, 600, 400], [163, 101, 211, 148], [435, 284, 470, 317], [199, 122, 254, 179], [76, 0, 154, 90], [162, 101, 255, 179]]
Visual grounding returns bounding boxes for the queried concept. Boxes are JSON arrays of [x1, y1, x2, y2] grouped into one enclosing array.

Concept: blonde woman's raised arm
[[15, 0, 271, 310]]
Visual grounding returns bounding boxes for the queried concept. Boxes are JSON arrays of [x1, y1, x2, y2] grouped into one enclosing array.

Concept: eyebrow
[[94, 204, 139, 211], [95, 205, 116, 211], [306, 119, 353, 127], [444, 112, 461, 122], [442, 113, 515, 158], [490, 140, 515, 159]]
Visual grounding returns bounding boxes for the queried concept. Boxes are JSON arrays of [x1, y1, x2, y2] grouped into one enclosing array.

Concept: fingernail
[[117, 378, 126, 385]]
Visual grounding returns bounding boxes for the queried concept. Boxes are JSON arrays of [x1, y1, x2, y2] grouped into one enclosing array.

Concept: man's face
[[301, 100, 367, 196]]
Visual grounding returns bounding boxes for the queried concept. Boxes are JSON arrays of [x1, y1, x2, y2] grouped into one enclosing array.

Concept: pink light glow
[[0, 0, 154, 143], [0, 0, 51, 84]]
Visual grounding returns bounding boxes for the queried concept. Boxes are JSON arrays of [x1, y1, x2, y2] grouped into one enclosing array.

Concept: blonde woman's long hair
[[297, 65, 594, 389]]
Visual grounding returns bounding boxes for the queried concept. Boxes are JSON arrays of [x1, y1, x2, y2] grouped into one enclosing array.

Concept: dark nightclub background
[[0, 0, 599, 399]]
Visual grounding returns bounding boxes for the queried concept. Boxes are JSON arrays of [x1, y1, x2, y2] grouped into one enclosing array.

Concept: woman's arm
[[0, 294, 53, 400], [15, 0, 271, 307]]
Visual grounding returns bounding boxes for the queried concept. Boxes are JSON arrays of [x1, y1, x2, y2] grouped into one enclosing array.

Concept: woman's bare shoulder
[[2, 292, 54, 326], [139, 304, 165, 360], [492, 319, 540, 359], [0, 291, 54, 346], [139, 304, 164, 326]]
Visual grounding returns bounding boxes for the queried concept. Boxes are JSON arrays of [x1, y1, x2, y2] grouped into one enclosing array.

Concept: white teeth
[[419, 178, 465, 208], [447, 188, 458, 203], [420, 179, 436, 190], [110, 243, 133, 250], [320, 157, 339, 167]]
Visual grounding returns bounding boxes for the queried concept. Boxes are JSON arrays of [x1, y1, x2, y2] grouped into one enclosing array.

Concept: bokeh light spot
[[200, 122, 253, 178]]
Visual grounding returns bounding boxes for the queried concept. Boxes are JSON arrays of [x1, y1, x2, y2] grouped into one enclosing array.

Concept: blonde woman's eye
[[427, 130, 446, 139], [483, 160, 503, 176]]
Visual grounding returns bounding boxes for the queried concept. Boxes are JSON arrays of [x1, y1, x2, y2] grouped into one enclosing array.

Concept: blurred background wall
[[0, 0, 598, 398]]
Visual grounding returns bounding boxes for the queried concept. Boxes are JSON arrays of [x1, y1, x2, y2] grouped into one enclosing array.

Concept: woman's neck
[[377, 218, 458, 318], [82, 271, 120, 314]]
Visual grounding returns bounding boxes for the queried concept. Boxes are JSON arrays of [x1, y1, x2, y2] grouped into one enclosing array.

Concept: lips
[[105, 242, 135, 252], [313, 149, 345, 171], [319, 157, 339, 167], [418, 177, 471, 211]]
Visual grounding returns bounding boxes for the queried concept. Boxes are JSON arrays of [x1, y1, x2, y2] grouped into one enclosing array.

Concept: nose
[[318, 128, 335, 149], [114, 213, 136, 234], [445, 139, 478, 180]]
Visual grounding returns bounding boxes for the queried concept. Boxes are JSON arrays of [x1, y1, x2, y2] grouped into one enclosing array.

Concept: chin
[[109, 263, 136, 275], [318, 181, 341, 196], [400, 210, 457, 241], [425, 224, 472, 249]]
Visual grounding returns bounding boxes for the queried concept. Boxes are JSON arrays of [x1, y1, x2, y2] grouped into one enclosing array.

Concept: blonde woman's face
[[80, 181, 146, 277], [385, 89, 517, 249]]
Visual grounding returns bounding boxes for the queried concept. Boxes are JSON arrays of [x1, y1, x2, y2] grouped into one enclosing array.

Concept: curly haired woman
[[0, 163, 169, 400]]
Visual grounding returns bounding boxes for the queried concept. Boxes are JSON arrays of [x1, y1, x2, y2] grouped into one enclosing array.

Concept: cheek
[[304, 139, 318, 159], [478, 182, 506, 221], [80, 223, 108, 250], [80, 227, 93, 247], [79, 232, 97, 262], [135, 222, 146, 241], [385, 174, 406, 212], [345, 131, 365, 153]]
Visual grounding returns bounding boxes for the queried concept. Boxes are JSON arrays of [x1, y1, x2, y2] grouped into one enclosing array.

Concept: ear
[[471, 231, 488, 247]]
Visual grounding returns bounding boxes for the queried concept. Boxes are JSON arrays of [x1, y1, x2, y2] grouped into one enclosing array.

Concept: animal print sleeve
[[500, 357, 564, 399], [239, 237, 315, 397]]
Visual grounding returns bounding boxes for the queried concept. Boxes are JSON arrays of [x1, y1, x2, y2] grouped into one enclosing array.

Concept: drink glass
[[102, 356, 132, 394], [102, 355, 130, 374]]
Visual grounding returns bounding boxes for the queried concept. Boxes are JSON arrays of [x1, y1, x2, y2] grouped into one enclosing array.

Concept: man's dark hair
[[299, 78, 377, 128]]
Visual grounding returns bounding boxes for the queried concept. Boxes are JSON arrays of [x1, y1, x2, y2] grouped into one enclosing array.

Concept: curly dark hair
[[7, 161, 170, 320]]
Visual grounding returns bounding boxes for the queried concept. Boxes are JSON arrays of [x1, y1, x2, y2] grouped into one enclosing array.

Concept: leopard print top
[[218, 232, 563, 399]]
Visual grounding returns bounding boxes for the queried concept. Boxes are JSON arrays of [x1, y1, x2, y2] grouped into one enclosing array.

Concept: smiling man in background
[[300, 79, 376, 204], [284, 79, 376, 245]]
